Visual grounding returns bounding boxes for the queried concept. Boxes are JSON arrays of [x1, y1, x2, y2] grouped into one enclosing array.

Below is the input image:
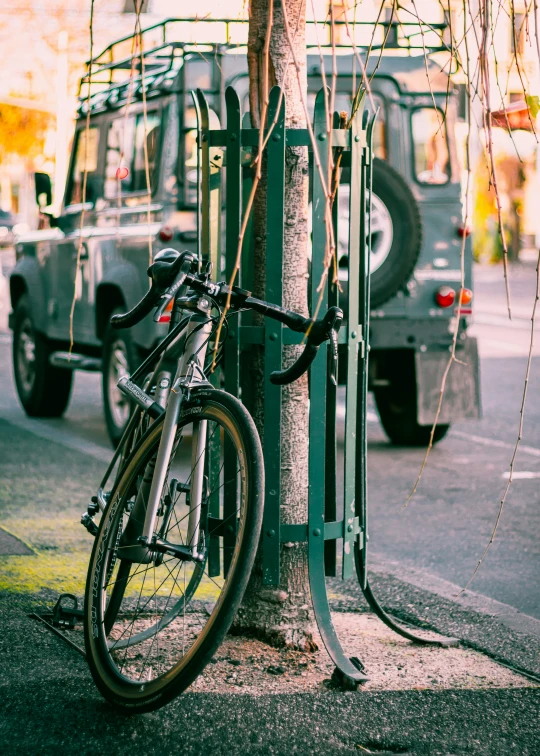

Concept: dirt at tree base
[[56, 609, 535, 695], [187, 612, 535, 695]]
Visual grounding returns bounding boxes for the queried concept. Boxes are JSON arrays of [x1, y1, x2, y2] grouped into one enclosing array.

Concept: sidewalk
[[1, 257, 539, 754], [1, 416, 539, 754], [1, 586, 538, 755]]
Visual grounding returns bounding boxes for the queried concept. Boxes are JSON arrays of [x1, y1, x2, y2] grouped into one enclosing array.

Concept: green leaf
[[525, 95, 540, 119]]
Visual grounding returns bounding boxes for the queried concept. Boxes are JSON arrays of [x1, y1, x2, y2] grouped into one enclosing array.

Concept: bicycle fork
[[119, 317, 212, 564]]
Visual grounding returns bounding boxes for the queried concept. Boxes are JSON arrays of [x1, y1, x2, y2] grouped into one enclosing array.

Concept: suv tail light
[[158, 226, 174, 242], [459, 288, 473, 305], [435, 286, 456, 308]]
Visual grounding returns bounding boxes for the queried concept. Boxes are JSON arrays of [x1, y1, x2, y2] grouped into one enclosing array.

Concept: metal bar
[[238, 110, 256, 418], [309, 87, 329, 575], [187, 420, 207, 558], [324, 111, 340, 578], [238, 325, 348, 345], [224, 87, 242, 399], [29, 613, 86, 658], [262, 86, 285, 586], [357, 579, 458, 647], [307, 89, 368, 688], [210, 128, 350, 149], [191, 89, 202, 271], [221, 88, 243, 576], [356, 108, 373, 590], [197, 89, 222, 272], [281, 524, 308, 542], [197, 89, 211, 266], [342, 94, 365, 579], [206, 421, 221, 577]]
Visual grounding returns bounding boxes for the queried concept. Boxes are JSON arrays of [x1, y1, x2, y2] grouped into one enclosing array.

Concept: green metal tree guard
[[195, 85, 456, 687]]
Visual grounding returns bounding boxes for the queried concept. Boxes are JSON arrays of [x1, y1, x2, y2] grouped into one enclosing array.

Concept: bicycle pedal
[[51, 593, 84, 630]]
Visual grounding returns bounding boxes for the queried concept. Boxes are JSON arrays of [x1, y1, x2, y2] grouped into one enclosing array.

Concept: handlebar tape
[[268, 307, 343, 386], [110, 287, 161, 330], [269, 343, 319, 386]]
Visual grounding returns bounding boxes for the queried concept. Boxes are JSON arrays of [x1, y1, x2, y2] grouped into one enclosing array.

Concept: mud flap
[[415, 336, 481, 425]]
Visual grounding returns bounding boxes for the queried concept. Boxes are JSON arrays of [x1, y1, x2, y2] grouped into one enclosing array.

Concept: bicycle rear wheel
[[84, 389, 264, 712]]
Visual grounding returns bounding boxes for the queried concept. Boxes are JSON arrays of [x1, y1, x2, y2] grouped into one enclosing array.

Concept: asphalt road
[[0, 260, 538, 621]]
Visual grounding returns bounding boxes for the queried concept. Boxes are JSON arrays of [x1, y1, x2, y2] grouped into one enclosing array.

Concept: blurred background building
[[0, 0, 538, 259]]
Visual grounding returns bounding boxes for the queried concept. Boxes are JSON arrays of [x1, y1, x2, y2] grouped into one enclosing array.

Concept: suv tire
[[374, 385, 450, 447], [369, 158, 423, 308], [102, 308, 140, 447], [12, 295, 73, 417]]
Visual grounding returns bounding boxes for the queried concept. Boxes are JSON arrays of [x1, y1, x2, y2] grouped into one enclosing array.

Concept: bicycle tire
[[84, 388, 264, 713]]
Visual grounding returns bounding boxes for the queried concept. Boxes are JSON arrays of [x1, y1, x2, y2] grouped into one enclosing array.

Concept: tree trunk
[[234, 0, 315, 650]]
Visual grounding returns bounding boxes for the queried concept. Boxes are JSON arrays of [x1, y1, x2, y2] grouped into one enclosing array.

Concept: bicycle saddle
[[147, 249, 195, 289]]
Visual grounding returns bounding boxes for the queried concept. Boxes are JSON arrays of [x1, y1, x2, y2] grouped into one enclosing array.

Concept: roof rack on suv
[[78, 16, 450, 112]]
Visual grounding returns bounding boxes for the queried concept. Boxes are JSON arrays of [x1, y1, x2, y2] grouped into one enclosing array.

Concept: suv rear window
[[104, 111, 161, 199], [411, 107, 449, 184]]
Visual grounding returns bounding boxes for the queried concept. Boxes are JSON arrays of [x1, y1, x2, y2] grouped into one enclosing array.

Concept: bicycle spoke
[[92, 404, 255, 693]]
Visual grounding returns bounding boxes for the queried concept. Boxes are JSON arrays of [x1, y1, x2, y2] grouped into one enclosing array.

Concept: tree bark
[[234, 0, 315, 650]]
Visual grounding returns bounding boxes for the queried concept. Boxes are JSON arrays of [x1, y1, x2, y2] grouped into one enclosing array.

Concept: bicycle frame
[[139, 313, 213, 548], [92, 298, 216, 565]]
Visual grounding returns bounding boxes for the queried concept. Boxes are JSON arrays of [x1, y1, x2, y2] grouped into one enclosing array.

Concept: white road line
[[0, 410, 112, 463], [474, 313, 537, 330], [451, 429, 540, 458], [474, 338, 536, 355], [502, 471, 540, 480]]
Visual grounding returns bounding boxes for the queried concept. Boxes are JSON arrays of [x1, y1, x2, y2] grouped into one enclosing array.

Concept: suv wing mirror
[[34, 172, 53, 208]]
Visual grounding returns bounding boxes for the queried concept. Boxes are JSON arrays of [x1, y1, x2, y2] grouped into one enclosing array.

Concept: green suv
[[9, 18, 480, 446]]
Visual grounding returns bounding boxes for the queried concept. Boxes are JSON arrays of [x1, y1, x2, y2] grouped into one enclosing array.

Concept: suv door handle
[[73, 242, 89, 261]]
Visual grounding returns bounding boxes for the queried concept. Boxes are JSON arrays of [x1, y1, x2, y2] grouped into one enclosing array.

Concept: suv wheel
[[12, 295, 73, 417], [337, 158, 423, 308], [102, 309, 140, 447], [374, 385, 450, 447], [372, 349, 449, 446]]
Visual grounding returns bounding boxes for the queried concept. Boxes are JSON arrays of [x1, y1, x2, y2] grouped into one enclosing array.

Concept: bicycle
[[82, 247, 343, 712]]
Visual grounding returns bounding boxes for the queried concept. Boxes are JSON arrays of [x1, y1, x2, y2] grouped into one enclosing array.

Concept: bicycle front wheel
[[84, 389, 264, 712]]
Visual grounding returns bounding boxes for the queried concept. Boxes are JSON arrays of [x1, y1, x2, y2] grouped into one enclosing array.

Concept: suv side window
[[66, 125, 101, 206], [104, 116, 134, 199], [132, 111, 161, 192], [411, 107, 449, 184], [104, 110, 161, 199]]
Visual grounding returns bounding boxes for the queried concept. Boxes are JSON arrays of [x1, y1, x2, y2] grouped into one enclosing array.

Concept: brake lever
[[153, 255, 196, 323]]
